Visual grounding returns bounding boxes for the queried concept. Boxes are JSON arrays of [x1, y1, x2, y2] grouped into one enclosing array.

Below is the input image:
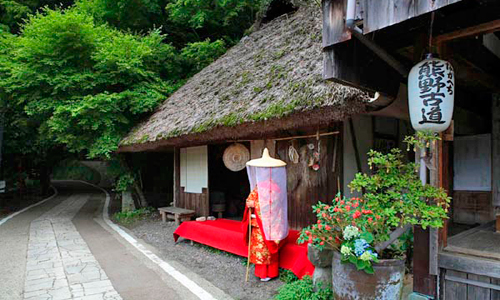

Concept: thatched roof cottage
[[118, 2, 406, 229]]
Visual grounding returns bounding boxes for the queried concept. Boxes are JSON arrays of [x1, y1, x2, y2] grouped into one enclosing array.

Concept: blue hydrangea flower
[[354, 239, 369, 256]]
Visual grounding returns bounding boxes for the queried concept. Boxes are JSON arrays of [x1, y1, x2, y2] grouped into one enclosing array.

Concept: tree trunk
[[39, 164, 51, 197], [117, 155, 148, 208], [133, 181, 148, 208]]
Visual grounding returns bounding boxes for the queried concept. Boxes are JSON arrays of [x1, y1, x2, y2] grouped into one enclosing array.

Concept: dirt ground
[[108, 192, 284, 300], [125, 215, 284, 300], [0, 189, 49, 218]]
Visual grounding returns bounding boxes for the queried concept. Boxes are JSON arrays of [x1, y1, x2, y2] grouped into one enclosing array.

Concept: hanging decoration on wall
[[308, 131, 321, 171], [288, 145, 299, 164], [408, 53, 454, 133], [223, 143, 250, 172]]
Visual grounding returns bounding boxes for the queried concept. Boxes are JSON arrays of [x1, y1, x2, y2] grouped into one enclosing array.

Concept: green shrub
[[52, 160, 101, 184], [275, 276, 333, 300], [112, 207, 155, 226], [279, 269, 299, 284]]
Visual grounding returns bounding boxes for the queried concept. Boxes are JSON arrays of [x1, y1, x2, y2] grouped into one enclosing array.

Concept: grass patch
[[274, 276, 333, 300], [112, 207, 155, 226], [279, 268, 298, 283]]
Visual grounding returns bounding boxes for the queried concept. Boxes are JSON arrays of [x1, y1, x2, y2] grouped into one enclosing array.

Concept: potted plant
[[299, 137, 450, 300]]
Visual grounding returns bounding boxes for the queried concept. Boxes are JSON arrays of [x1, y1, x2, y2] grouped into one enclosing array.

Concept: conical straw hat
[[246, 148, 286, 167]]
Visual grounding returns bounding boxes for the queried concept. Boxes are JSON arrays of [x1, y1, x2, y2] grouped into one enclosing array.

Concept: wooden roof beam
[[434, 19, 500, 44]]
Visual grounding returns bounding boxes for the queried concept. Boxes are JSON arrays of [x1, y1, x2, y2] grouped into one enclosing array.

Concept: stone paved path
[[24, 194, 121, 300], [0, 181, 230, 300]]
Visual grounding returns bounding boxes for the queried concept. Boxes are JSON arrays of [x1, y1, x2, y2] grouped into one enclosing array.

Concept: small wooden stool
[[158, 207, 195, 226]]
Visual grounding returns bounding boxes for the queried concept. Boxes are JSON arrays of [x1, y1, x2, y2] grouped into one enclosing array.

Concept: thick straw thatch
[[119, 5, 370, 152]]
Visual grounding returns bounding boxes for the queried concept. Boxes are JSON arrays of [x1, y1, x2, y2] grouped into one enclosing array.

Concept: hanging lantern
[[408, 54, 454, 133]]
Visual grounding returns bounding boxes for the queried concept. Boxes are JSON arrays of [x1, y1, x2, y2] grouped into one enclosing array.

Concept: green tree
[[0, 7, 179, 158]]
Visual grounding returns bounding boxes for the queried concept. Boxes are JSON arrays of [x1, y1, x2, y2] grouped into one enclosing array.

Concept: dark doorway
[[208, 143, 250, 219]]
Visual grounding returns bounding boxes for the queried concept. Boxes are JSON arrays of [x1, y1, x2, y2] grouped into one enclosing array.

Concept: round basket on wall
[[223, 143, 250, 172]]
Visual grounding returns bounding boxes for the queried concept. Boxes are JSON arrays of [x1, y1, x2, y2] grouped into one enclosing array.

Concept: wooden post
[[173, 147, 181, 208]]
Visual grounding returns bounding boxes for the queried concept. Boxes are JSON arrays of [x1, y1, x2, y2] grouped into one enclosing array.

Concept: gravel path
[[125, 215, 284, 300]]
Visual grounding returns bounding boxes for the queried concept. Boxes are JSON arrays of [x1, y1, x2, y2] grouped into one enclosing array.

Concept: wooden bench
[[158, 207, 195, 226]]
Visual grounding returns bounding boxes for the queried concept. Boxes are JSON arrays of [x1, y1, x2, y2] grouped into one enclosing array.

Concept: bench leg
[[175, 214, 180, 226], [160, 212, 166, 223]]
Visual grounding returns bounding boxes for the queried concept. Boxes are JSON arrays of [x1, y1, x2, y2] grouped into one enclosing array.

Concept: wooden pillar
[[493, 94, 500, 231], [173, 147, 180, 207], [413, 145, 437, 298]]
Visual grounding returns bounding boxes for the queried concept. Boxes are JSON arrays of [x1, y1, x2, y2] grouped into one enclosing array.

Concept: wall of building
[[343, 115, 413, 198]]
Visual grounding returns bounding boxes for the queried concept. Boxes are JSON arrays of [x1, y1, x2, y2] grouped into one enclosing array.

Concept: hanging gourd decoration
[[408, 53, 454, 133]]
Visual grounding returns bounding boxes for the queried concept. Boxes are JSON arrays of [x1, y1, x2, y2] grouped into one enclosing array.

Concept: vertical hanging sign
[[408, 54, 454, 132]]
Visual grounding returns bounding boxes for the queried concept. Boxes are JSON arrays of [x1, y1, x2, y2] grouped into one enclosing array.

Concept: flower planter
[[307, 244, 332, 289], [331, 251, 405, 300]]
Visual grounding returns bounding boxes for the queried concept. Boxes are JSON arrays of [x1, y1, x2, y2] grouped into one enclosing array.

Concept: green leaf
[[360, 232, 374, 243]]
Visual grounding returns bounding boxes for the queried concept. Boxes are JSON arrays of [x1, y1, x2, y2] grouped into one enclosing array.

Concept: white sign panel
[[180, 146, 208, 194], [408, 56, 454, 132], [0, 181, 5, 193]]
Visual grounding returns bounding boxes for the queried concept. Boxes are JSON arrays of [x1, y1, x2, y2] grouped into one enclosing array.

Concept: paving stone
[[23, 195, 122, 300]]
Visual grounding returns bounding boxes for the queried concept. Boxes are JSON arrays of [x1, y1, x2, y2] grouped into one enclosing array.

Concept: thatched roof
[[119, 4, 370, 152]]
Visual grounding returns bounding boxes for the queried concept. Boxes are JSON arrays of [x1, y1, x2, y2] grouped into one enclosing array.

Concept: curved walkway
[[0, 181, 227, 300]]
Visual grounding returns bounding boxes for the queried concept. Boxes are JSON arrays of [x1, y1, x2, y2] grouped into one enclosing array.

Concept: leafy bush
[[52, 159, 101, 184], [275, 276, 333, 300], [112, 207, 155, 226], [279, 268, 298, 284], [298, 134, 450, 274]]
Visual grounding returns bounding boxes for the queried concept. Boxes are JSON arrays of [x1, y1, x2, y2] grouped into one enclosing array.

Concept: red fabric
[[241, 205, 280, 255], [173, 219, 315, 279], [255, 261, 279, 279]]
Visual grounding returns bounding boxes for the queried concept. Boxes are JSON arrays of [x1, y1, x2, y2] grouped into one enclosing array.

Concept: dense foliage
[[298, 136, 450, 273], [274, 276, 333, 300], [0, 0, 265, 189]]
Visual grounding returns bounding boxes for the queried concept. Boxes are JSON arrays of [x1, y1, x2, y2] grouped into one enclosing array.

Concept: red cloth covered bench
[[173, 219, 314, 279]]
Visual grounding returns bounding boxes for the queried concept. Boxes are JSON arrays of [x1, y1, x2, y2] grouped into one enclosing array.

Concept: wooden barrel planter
[[331, 251, 405, 300]]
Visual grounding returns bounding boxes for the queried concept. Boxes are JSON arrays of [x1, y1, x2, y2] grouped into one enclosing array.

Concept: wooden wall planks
[[363, 0, 463, 34], [453, 191, 494, 225], [179, 187, 209, 217], [275, 133, 341, 229]]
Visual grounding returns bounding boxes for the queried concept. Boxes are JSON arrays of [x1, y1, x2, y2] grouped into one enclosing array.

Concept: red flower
[[325, 225, 331, 230], [376, 215, 381, 220], [368, 217, 373, 222], [353, 211, 362, 219], [317, 220, 321, 224], [305, 230, 311, 235], [353, 202, 359, 208], [335, 236, 341, 244], [340, 200, 345, 205], [318, 224, 322, 229], [320, 241, 324, 245], [329, 236, 333, 241], [362, 209, 372, 214], [308, 237, 313, 243], [325, 205, 330, 210], [322, 213, 327, 218], [345, 206, 351, 211]]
